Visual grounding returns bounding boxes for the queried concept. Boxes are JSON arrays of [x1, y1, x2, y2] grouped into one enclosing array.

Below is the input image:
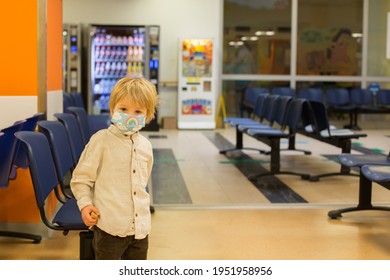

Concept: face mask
[[111, 110, 146, 134]]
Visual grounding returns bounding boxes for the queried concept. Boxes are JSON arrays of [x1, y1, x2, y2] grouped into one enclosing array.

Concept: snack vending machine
[[177, 38, 216, 129], [63, 23, 82, 93], [88, 24, 160, 131]]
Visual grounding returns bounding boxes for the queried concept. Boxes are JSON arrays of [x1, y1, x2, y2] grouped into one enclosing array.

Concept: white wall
[[0, 97, 38, 128], [63, 0, 223, 120]]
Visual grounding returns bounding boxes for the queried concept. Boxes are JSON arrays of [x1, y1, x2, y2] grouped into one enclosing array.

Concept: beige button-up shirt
[[70, 125, 153, 239]]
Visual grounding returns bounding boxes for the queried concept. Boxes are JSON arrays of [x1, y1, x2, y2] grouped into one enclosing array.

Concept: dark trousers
[[92, 226, 148, 260]]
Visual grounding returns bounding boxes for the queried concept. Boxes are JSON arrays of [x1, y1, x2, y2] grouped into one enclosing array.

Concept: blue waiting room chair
[[54, 113, 85, 164], [37, 120, 76, 201], [328, 164, 390, 219], [14, 131, 94, 259], [0, 122, 42, 243]]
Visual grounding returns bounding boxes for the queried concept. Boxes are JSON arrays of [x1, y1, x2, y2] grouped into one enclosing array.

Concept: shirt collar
[[108, 124, 140, 140]]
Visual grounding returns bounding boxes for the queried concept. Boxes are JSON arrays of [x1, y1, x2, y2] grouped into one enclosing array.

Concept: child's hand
[[81, 205, 100, 227]]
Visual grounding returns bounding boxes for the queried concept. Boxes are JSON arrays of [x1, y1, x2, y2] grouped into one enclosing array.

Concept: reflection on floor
[[1, 127, 390, 259]]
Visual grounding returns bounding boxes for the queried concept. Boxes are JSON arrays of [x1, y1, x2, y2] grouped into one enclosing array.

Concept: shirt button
[[135, 213, 138, 217], [133, 170, 136, 173], [134, 149, 136, 152], [133, 191, 136, 195]]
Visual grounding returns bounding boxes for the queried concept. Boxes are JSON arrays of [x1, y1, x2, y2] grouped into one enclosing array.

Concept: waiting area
[[1, 92, 390, 259]]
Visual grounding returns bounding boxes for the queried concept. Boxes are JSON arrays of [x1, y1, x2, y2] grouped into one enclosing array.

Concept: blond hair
[[109, 77, 158, 122]]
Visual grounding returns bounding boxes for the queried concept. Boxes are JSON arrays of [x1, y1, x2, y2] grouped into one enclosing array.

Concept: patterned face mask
[[111, 110, 146, 134]]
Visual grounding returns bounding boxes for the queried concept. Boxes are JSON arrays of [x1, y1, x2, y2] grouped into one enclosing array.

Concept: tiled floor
[[1, 124, 390, 259]]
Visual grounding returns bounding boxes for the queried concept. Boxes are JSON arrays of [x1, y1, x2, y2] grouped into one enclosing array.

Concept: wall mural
[[297, 28, 359, 76]]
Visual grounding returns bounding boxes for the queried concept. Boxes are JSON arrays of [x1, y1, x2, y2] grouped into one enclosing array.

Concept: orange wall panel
[[0, 1, 38, 96], [0, 169, 41, 222], [0, 168, 60, 223], [0, 0, 62, 224], [47, 0, 63, 91]]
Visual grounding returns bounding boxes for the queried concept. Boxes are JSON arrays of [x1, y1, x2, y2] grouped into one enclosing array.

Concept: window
[[297, 0, 363, 76], [223, 0, 292, 75]]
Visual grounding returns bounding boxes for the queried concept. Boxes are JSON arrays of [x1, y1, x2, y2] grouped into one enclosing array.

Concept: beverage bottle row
[[95, 46, 143, 61], [94, 31, 144, 46], [94, 61, 144, 77], [93, 79, 118, 94], [96, 95, 110, 111], [95, 61, 127, 76], [127, 62, 144, 77]]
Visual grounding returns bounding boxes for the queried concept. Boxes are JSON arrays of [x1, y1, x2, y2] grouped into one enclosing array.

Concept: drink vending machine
[[88, 24, 160, 131], [63, 23, 82, 93], [177, 38, 217, 129]]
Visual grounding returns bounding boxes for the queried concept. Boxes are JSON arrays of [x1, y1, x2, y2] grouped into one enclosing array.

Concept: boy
[[70, 77, 158, 260]]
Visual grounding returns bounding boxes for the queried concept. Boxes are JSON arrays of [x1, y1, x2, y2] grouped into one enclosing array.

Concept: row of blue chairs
[[224, 94, 313, 180], [0, 109, 96, 257], [1, 111, 95, 257], [223, 93, 311, 156], [243, 86, 390, 106], [225, 94, 365, 182], [298, 98, 390, 218], [224, 92, 390, 218], [241, 86, 390, 130], [15, 114, 95, 259]]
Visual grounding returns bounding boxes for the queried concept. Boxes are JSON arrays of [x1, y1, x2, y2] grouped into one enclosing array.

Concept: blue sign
[[368, 83, 380, 94]]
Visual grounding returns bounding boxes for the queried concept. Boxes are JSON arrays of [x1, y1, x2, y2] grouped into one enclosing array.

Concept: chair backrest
[[307, 100, 331, 132], [14, 131, 88, 233], [54, 113, 85, 164], [0, 122, 24, 188], [69, 92, 85, 108], [12, 113, 44, 170], [260, 94, 279, 124], [272, 95, 293, 127], [252, 93, 269, 119], [67, 106, 91, 146], [63, 93, 74, 113], [377, 89, 390, 106], [326, 88, 351, 106], [245, 87, 269, 102], [37, 120, 75, 181], [271, 87, 296, 98], [14, 131, 58, 208], [350, 88, 373, 105], [299, 88, 324, 103], [283, 98, 307, 133]]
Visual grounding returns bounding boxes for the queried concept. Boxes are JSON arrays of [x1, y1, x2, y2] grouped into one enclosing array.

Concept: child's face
[[111, 94, 147, 117]]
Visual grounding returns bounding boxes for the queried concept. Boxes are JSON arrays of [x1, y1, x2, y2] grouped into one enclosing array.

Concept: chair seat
[[238, 123, 272, 132], [329, 104, 356, 111], [247, 128, 287, 138], [338, 154, 390, 167], [320, 129, 355, 137], [361, 165, 390, 185], [224, 117, 251, 123], [53, 198, 88, 230], [225, 118, 258, 126]]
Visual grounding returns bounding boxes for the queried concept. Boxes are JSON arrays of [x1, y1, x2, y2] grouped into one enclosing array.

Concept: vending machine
[[88, 24, 160, 131], [63, 23, 82, 93], [177, 38, 217, 129]]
